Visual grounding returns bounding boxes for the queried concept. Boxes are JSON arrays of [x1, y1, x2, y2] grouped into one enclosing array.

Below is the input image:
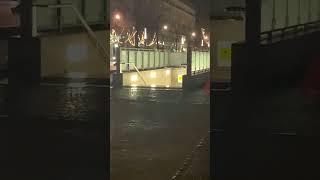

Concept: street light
[[191, 32, 196, 37], [163, 25, 168, 30], [115, 14, 121, 20]]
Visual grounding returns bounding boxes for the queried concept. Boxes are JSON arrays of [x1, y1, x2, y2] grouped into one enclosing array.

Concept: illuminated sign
[[178, 75, 183, 83]]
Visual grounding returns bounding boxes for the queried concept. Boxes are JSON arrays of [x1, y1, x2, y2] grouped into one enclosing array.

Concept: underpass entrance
[[113, 47, 210, 88]]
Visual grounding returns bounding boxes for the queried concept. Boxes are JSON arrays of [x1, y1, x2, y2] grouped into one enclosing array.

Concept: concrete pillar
[[186, 45, 192, 77], [20, 0, 33, 39], [245, 0, 261, 46], [9, 37, 41, 85], [115, 47, 121, 74], [9, 0, 41, 85]]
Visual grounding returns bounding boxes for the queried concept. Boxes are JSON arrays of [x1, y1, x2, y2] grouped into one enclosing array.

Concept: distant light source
[[112, 56, 116, 60], [166, 85, 170, 88], [150, 72, 157, 78], [151, 84, 156, 88], [163, 25, 168, 30], [192, 32, 196, 37], [204, 36, 208, 40], [131, 75, 138, 82], [115, 14, 121, 20], [165, 70, 171, 75], [114, 43, 119, 48]]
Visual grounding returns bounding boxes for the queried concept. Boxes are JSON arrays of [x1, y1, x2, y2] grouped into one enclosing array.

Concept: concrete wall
[[211, 0, 245, 16], [0, 1, 20, 28], [232, 31, 320, 92], [41, 31, 108, 79], [122, 67, 186, 88], [210, 19, 245, 82], [261, 0, 320, 32], [168, 52, 187, 66], [34, 0, 106, 30], [0, 40, 8, 66]]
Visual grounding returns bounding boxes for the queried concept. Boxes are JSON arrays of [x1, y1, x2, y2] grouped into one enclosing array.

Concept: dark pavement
[[111, 88, 210, 180], [4, 83, 210, 180]]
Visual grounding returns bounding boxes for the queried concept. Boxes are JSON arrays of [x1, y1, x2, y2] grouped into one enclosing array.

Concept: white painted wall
[[41, 31, 108, 79], [168, 52, 187, 66]]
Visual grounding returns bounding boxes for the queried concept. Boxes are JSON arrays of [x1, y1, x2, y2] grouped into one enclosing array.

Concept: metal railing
[[120, 62, 147, 86], [119, 47, 170, 71], [32, 3, 109, 64], [191, 50, 210, 75], [260, 20, 320, 44]]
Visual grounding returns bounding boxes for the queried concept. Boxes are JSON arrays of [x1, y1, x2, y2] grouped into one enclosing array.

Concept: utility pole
[[20, 0, 33, 38]]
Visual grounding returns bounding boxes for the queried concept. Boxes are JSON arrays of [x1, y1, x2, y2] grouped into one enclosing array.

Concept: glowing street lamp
[[191, 32, 196, 37], [163, 25, 168, 30], [114, 14, 121, 20]]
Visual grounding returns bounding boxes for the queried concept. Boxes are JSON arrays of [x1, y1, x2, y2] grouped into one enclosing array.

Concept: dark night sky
[[188, 0, 211, 27]]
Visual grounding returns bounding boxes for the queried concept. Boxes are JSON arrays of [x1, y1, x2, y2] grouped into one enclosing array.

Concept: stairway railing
[[121, 62, 147, 86], [32, 3, 109, 64]]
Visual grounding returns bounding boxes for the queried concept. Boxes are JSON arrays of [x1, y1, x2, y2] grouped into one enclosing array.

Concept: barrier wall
[[120, 48, 170, 71], [122, 67, 186, 88], [210, 19, 245, 82], [0, 40, 7, 66], [191, 51, 210, 74], [34, 0, 106, 30], [261, 0, 320, 32], [41, 31, 108, 79], [232, 31, 320, 92]]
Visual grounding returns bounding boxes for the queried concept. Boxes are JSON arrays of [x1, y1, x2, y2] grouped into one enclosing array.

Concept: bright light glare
[[131, 75, 138, 82], [192, 32, 196, 37], [163, 25, 168, 30], [115, 14, 121, 20], [112, 56, 116, 60], [114, 43, 119, 48], [166, 70, 171, 75], [166, 85, 170, 88], [150, 72, 157, 78], [151, 84, 156, 88]]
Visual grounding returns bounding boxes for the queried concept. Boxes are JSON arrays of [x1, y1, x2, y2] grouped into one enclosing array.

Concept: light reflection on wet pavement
[[111, 88, 210, 180], [1, 83, 210, 179]]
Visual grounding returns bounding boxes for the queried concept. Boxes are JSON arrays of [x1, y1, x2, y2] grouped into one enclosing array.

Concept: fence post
[[116, 48, 121, 74], [246, 0, 262, 46], [187, 45, 192, 77]]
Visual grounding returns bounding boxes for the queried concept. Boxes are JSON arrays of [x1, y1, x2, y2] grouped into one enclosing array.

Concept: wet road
[[111, 88, 210, 180], [2, 83, 210, 179]]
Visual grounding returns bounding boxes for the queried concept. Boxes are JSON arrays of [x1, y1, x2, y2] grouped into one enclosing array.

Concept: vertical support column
[[20, 0, 33, 39], [57, 0, 62, 33], [271, 0, 276, 30], [113, 47, 123, 88], [245, 0, 262, 46], [308, 0, 312, 22], [318, 0, 320, 20], [186, 45, 192, 77], [115, 47, 121, 74], [297, 0, 301, 24], [32, 6, 38, 37], [285, 0, 289, 27]]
